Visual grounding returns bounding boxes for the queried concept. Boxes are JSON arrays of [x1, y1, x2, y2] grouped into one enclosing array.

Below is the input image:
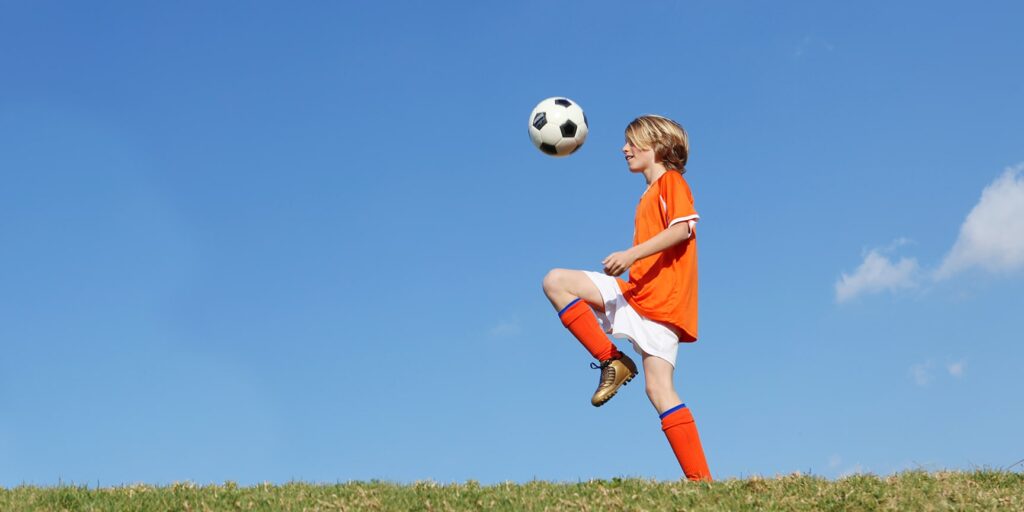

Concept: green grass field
[[3, 471, 1022, 511]]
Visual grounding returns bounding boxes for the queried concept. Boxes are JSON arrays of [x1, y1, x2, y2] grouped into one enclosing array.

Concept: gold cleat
[[589, 354, 637, 407]]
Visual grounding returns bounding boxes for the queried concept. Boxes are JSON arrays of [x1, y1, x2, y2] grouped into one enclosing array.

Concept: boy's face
[[622, 140, 656, 173]]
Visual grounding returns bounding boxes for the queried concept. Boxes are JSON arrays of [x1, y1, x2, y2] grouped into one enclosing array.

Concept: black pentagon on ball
[[560, 119, 577, 138], [539, 142, 558, 155], [554, 98, 572, 107], [532, 112, 547, 130]]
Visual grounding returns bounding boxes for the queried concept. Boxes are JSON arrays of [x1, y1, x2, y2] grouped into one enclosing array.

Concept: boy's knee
[[542, 268, 568, 294], [646, 381, 673, 402]]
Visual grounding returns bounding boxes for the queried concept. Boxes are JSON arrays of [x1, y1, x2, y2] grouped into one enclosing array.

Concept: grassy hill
[[3, 471, 1022, 511]]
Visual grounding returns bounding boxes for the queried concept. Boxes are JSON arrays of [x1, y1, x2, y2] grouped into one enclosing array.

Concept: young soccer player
[[541, 115, 712, 481]]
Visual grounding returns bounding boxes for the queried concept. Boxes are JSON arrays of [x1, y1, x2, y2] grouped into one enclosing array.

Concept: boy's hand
[[603, 250, 637, 277]]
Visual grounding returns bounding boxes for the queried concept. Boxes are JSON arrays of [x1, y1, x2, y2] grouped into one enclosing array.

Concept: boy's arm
[[603, 222, 692, 276]]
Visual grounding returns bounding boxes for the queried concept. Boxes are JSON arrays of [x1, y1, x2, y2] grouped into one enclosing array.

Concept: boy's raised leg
[[543, 269, 636, 406]]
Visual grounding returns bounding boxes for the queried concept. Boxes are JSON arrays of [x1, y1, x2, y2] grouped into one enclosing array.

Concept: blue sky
[[2, 0, 1023, 486]]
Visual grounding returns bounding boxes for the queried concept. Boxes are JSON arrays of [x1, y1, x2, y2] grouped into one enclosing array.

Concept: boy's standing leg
[[542, 268, 637, 406], [642, 353, 712, 481]]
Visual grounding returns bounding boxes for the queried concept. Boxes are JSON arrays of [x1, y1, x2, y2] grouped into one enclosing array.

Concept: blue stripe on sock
[[659, 403, 687, 419], [557, 298, 582, 317]]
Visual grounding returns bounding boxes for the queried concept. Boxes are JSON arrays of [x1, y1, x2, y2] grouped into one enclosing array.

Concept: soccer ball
[[528, 97, 589, 157]]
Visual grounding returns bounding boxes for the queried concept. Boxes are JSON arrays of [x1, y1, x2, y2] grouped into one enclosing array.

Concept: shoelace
[[590, 361, 617, 386]]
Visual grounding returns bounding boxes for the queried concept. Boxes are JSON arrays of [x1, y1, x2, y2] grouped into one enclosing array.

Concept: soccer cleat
[[589, 354, 638, 407]]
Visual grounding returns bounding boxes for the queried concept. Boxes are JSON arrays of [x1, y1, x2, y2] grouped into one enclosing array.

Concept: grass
[[2, 471, 1022, 511]]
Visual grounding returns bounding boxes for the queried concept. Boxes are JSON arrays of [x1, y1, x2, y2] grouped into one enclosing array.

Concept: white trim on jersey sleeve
[[668, 214, 699, 239], [668, 214, 700, 227]]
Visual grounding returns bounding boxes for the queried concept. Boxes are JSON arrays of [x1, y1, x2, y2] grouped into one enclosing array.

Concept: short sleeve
[[658, 172, 699, 233]]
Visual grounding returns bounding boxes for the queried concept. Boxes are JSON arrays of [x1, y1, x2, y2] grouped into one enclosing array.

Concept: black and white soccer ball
[[528, 97, 589, 157]]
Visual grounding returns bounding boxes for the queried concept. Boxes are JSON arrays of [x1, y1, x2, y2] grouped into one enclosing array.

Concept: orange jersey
[[616, 171, 700, 342]]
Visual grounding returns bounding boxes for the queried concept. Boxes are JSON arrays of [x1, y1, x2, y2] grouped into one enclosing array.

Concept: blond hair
[[625, 115, 689, 173]]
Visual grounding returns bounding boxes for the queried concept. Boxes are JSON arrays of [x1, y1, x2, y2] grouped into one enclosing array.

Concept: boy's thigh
[[555, 268, 606, 312]]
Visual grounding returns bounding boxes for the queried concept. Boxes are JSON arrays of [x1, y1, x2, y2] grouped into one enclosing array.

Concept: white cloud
[[909, 359, 967, 386], [794, 35, 835, 58], [947, 360, 966, 378], [836, 163, 1024, 303], [828, 455, 842, 469], [909, 361, 934, 387], [488, 319, 521, 338], [835, 248, 920, 303], [937, 164, 1024, 279]]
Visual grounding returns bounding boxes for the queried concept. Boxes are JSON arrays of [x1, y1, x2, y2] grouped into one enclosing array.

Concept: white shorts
[[582, 271, 679, 367]]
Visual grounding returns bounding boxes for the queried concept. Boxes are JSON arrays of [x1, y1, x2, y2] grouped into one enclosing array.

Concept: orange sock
[[558, 298, 621, 361], [660, 404, 712, 481]]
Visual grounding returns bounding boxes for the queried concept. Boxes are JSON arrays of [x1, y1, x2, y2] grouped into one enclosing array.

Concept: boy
[[541, 115, 712, 481]]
